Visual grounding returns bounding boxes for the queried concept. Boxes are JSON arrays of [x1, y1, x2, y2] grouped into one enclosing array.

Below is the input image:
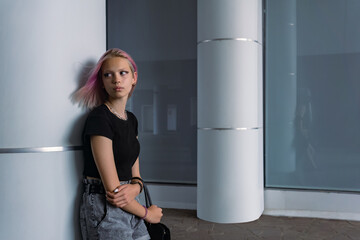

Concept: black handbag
[[143, 183, 171, 240]]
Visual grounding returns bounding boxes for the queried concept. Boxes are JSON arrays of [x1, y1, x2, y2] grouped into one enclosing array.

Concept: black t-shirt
[[82, 104, 140, 181]]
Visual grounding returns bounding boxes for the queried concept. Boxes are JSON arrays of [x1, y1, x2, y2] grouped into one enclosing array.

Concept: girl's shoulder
[[85, 104, 112, 125], [126, 111, 138, 122], [88, 104, 108, 117], [126, 110, 135, 118]]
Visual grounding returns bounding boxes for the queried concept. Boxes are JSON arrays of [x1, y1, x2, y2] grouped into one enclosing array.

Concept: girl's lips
[[114, 87, 124, 91]]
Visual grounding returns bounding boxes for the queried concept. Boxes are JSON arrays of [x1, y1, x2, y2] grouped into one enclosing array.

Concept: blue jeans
[[80, 178, 150, 240]]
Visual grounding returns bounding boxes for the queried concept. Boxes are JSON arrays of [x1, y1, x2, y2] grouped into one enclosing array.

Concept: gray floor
[[161, 209, 360, 240]]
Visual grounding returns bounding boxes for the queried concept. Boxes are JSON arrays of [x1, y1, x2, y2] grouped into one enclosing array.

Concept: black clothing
[[82, 104, 140, 180]]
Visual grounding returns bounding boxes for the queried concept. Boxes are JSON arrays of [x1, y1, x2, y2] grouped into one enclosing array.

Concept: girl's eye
[[103, 73, 112, 78], [120, 71, 128, 76]]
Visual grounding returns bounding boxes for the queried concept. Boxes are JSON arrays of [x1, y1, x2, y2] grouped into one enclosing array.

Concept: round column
[[0, 1, 105, 239], [197, 0, 264, 223]]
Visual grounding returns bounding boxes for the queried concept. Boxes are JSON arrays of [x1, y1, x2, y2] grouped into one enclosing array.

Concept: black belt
[[83, 183, 105, 194]]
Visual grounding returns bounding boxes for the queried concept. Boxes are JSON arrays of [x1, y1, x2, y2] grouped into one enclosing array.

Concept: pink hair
[[72, 48, 138, 109]]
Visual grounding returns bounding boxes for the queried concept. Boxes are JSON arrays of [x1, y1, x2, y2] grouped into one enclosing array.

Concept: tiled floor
[[161, 209, 360, 240]]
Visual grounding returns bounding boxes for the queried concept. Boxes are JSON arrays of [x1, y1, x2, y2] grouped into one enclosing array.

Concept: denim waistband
[[83, 178, 131, 194]]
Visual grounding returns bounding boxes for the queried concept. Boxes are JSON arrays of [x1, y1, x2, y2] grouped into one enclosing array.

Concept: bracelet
[[131, 177, 144, 193], [141, 205, 148, 220], [131, 177, 144, 183], [131, 181, 143, 193]]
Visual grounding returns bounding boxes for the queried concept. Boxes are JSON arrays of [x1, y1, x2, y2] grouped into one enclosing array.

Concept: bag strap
[[133, 177, 152, 208], [143, 183, 152, 208]]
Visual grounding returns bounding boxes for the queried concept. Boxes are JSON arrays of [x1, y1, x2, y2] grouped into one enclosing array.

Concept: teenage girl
[[73, 48, 163, 239]]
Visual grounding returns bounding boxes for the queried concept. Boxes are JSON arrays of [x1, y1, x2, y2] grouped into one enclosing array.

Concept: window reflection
[[266, 0, 360, 191], [131, 60, 197, 183], [107, 0, 197, 183]]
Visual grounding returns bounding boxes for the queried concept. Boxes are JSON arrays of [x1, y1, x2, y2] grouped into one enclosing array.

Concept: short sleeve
[[84, 114, 114, 140], [127, 111, 138, 136], [134, 115, 138, 136]]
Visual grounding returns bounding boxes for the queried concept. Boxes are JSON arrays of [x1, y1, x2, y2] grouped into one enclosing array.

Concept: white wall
[[0, 0, 105, 239], [264, 189, 360, 221], [149, 185, 360, 222]]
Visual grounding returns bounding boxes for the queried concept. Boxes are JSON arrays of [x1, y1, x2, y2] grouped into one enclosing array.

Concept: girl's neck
[[106, 98, 127, 114]]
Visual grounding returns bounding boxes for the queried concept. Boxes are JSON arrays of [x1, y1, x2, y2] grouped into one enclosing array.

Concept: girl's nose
[[113, 74, 121, 83]]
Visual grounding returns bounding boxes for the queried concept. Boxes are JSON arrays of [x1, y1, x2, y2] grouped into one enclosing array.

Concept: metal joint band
[[198, 127, 262, 131], [197, 38, 262, 45], [0, 146, 83, 154]]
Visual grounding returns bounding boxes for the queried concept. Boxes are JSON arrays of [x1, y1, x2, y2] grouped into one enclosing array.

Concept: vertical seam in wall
[[105, 0, 109, 49], [262, 0, 267, 188]]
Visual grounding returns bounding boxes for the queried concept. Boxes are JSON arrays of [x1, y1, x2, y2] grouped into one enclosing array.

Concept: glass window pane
[[265, 0, 360, 191], [107, 0, 197, 183]]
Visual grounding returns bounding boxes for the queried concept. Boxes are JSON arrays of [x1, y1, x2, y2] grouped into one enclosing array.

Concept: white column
[[0, 0, 105, 239], [197, 0, 264, 223]]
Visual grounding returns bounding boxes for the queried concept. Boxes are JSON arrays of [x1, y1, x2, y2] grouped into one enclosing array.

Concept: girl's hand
[[106, 184, 140, 208], [145, 205, 163, 223]]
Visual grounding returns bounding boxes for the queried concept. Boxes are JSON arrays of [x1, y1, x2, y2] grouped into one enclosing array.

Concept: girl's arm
[[90, 135, 120, 191], [106, 158, 142, 207], [91, 135, 162, 223]]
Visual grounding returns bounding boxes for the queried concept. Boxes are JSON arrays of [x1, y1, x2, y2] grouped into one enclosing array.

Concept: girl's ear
[[132, 72, 138, 85]]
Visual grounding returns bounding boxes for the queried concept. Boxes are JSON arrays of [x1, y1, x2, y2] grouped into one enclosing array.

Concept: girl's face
[[101, 57, 137, 101]]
